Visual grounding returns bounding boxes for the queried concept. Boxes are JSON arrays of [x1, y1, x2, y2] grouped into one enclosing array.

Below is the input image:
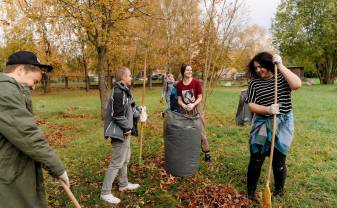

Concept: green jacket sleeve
[[0, 88, 65, 177]]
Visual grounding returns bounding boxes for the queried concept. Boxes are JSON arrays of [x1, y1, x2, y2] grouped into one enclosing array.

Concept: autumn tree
[[1, 0, 83, 92], [230, 24, 276, 70], [272, 0, 337, 84], [159, 0, 201, 75], [0, 1, 37, 67], [54, 0, 149, 117], [198, 0, 244, 104]]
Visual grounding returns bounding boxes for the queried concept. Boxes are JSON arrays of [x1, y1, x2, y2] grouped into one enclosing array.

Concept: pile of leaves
[[57, 106, 90, 119], [130, 154, 252, 207], [36, 117, 74, 147], [179, 184, 251, 208]]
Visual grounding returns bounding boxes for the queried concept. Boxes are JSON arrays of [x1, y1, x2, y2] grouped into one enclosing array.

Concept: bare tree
[[200, 0, 244, 107]]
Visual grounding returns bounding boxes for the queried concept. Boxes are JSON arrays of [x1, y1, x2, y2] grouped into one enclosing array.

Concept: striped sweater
[[245, 72, 292, 115]]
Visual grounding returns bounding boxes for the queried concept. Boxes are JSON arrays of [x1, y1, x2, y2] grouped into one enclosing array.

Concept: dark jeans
[[247, 148, 287, 198]]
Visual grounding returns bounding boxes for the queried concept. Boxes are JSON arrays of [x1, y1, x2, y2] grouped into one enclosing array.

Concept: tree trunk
[[321, 77, 335, 84], [41, 22, 51, 94], [87, 76, 90, 89], [148, 74, 152, 88], [97, 46, 107, 119], [107, 62, 112, 89], [41, 73, 49, 93], [316, 63, 336, 84], [83, 58, 89, 92], [65, 76, 69, 89]]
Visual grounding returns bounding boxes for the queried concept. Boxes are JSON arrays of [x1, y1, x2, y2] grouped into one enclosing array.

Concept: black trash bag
[[235, 89, 253, 126], [164, 111, 201, 176]]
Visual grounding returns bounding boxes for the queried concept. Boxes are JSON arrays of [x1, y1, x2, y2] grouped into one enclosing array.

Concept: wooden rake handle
[[266, 64, 278, 183], [59, 180, 81, 208]]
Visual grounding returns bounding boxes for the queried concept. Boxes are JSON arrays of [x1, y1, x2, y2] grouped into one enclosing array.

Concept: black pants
[[247, 148, 287, 197]]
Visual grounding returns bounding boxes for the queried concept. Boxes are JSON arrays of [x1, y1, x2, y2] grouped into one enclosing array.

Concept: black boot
[[204, 152, 211, 162], [247, 184, 257, 200], [247, 153, 265, 201], [273, 167, 286, 197], [272, 151, 287, 197]]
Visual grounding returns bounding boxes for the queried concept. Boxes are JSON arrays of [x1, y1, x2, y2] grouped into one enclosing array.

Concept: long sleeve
[[0, 88, 64, 177], [112, 90, 131, 131], [163, 81, 168, 96], [245, 81, 256, 104]]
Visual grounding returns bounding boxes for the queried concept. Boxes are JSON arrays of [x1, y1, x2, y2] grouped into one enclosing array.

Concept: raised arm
[[273, 54, 302, 90]]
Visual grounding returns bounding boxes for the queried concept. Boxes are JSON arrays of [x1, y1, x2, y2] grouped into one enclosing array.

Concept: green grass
[[32, 84, 337, 207]]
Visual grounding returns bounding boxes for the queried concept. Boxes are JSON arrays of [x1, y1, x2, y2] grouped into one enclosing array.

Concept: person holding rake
[[101, 67, 146, 204], [0, 51, 69, 208], [245, 52, 301, 200]]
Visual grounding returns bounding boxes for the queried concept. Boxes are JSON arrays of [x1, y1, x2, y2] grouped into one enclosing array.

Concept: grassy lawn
[[32, 84, 337, 207]]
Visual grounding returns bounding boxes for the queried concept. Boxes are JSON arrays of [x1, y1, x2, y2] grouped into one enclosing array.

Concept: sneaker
[[119, 182, 140, 192], [204, 153, 211, 162], [100, 194, 121, 204]]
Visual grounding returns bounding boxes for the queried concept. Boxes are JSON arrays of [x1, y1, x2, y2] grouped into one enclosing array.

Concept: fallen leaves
[[129, 153, 252, 207], [159, 170, 176, 191], [183, 184, 250, 208], [36, 117, 75, 147], [57, 112, 89, 119]]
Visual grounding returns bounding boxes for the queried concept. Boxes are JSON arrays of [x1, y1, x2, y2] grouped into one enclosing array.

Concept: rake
[[262, 64, 278, 208]]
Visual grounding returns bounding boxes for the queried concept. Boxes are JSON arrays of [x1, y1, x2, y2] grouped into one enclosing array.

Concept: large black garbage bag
[[164, 111, 201, 176], [235, 89, 253, 126]]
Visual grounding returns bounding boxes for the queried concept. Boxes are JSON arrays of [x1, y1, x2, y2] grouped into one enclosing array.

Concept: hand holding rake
[[262, 64, 278, 208], [59, 180, 81, 208]]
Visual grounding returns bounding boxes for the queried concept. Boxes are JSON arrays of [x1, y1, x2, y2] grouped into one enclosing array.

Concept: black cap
[[6, 51, 53, 72]]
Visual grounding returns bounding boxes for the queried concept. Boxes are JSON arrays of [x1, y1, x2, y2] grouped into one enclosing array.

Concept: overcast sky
[[0, 0, 282, 47], [245, 0, 281, 32]]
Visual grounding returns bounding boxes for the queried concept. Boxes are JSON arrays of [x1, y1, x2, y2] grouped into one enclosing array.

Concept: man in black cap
[[0, 51, 69, 208]]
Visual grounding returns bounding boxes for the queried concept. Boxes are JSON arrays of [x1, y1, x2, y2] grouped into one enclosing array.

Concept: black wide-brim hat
[[6, 51, 53, 72]]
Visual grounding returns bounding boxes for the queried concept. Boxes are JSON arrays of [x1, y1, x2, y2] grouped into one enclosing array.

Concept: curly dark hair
[[248, 52, 274, 78]]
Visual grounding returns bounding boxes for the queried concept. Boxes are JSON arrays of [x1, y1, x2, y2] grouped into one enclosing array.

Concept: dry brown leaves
[[206, 114, 226, 127], [95, 156, 111, 175], [36, 117, 74, 147], [129, 154, 251, 207], [180, 184, 250, 208], [56, 106, 90, 119], [65, 106, 80, 111], [57, 112, 89, 119], [130, 154, 177, 191]]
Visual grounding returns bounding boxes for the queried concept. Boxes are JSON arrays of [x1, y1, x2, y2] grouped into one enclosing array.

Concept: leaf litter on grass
[[36, 106, 92, 146], [45, 106, 253, 207], [128, 153, 253, 207], [57, 112, 90, 119], [180, 184, 251, 208], [36, 117, 75, 147]]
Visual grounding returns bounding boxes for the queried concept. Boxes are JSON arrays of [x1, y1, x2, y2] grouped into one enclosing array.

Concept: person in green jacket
[[0, 51, 69, 208]]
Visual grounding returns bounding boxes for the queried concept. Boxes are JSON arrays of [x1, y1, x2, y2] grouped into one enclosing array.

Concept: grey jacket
[[104, 82, 134, 141]]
